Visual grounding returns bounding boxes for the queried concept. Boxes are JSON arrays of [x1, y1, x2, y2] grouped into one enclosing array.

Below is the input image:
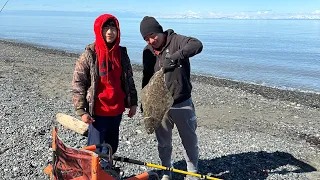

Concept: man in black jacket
[[140, 16, 203, 180]]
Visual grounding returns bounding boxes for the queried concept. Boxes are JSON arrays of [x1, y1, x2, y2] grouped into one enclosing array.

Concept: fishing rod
[[87, 144, 221, 179], [112, 155, 222, 180], [0, 0, 10, 13]]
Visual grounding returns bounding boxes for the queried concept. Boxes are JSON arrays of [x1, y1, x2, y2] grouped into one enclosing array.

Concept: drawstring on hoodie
[[105, 49, 109, 84]]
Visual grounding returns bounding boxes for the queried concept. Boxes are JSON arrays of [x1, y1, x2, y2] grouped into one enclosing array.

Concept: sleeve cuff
[[76, 109, 87, 116]]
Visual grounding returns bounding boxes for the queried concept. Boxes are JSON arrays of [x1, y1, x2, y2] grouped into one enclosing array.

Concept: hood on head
[[94, 14, 120, 50]]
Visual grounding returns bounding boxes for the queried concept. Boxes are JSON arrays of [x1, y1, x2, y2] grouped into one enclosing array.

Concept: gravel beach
[[0, 39, 319, 180]]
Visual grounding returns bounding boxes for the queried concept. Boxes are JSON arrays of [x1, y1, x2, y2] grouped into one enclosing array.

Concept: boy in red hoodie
[[72, 14, 138, 156]]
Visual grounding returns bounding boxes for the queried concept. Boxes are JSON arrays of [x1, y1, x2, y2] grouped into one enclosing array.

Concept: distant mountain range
[[1, 10, 143, 18], [152, 10, 320, 19], [2, 10, 320, 20]]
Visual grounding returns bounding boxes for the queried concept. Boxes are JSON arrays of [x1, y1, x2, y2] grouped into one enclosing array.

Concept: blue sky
[[1, 0, 320, 19]]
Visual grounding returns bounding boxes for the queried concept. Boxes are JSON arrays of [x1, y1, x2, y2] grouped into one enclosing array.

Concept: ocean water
[[0, 11, 319, 93]]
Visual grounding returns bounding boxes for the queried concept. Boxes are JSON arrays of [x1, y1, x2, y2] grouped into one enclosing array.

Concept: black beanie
[[140, 16, 163, 39]]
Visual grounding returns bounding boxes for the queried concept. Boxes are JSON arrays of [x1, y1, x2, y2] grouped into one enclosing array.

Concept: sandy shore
[[0, 39, 319, 180]]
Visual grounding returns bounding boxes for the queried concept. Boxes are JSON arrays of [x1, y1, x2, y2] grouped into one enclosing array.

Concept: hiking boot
[[184, 176, 199, 180], [161, 174, 172, 180]]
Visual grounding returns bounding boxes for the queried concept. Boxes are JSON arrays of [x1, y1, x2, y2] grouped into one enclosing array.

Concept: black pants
[[88, 114, 122, 154]]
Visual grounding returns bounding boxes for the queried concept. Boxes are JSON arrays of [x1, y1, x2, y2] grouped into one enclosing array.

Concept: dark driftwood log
[[56, 113, 88, 136]]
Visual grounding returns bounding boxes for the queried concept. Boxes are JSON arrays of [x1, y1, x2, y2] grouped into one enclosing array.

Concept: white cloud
[[312, 10, 320, 14], [155, 10, 203, 19], [257, 11, 270, 15]]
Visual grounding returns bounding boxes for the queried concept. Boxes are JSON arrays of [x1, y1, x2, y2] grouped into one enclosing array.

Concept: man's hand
[[81, 113, 95, 124], [163, 55, 178, 73], [128, 105, 137, 118]]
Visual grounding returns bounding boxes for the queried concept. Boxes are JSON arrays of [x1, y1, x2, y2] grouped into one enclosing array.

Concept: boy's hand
[[81, 114, 95, 124], [128, 105, 137, 118]]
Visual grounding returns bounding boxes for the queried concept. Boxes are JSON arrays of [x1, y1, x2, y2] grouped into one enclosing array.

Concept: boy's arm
[[72, 51, 91, 116]]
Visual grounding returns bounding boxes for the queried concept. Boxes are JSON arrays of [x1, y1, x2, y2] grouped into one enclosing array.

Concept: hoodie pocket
[[168, 80, 182, 97]]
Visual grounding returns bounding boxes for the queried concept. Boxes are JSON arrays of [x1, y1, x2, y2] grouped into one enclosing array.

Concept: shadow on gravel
[[168, 151, 317, 180]]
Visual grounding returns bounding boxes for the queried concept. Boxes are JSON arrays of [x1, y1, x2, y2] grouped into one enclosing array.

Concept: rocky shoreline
[[0, 39, 319, 180], [3, 39, 320, 109]]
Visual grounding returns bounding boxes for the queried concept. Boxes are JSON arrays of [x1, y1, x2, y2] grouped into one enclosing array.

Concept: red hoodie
[[93, 14, 125, 116]]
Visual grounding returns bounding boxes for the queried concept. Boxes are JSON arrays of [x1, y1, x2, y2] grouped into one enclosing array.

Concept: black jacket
[[142, 29, 203, 104]]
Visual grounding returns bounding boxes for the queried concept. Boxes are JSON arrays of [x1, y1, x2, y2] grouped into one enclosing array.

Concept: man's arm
[[141, 47, 156, 112], [142, 47, 156, 88], [170, 35, 203, 61]]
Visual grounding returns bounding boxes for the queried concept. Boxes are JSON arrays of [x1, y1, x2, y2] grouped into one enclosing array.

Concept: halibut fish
[[141, 69, 173, 134]]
